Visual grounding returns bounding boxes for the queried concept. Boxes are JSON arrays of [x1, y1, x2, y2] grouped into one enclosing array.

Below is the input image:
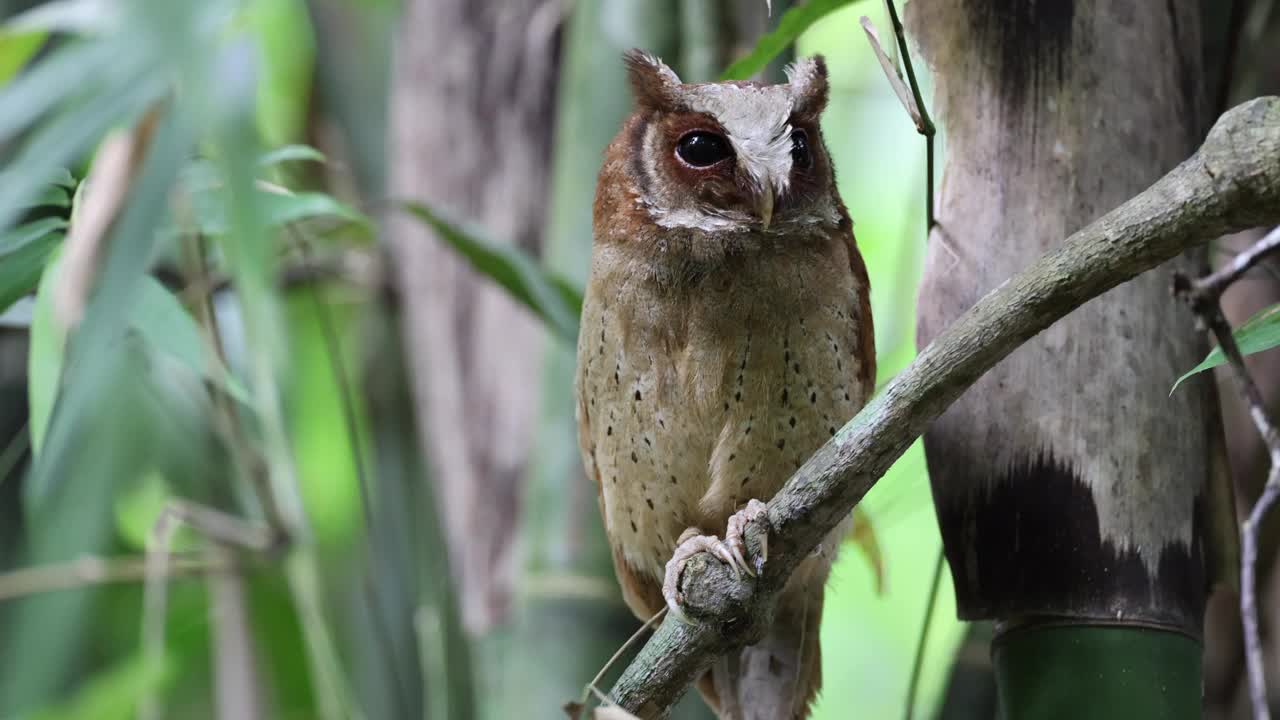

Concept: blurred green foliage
[[0, 0, 961, 718]]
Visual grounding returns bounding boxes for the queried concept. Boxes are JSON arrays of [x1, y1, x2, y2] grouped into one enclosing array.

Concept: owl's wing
[[574, 282, 667, 621], [839, 219, 877, 395]]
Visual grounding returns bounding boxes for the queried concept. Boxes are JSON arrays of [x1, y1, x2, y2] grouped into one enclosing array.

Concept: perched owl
[[574, 50, 875, 719]]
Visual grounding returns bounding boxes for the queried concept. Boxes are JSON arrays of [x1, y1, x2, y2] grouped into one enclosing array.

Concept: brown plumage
[[574, 50, 874, 720]]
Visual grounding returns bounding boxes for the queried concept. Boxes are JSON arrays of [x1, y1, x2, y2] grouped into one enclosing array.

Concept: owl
[[574, 50, 875, 719]]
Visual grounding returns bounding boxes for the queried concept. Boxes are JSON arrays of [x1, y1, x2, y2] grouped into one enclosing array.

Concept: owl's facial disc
[[626, 50, 836, 234]]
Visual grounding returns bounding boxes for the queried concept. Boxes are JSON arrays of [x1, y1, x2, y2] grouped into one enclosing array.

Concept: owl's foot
[[726, 498, 770, 577], [662, 501, 771, 624], [663, 529, 742, 624]]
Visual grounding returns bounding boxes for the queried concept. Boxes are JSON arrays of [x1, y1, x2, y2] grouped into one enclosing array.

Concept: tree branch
[[1174, 224, 1280, 720], [609, 96, 1280, 718]]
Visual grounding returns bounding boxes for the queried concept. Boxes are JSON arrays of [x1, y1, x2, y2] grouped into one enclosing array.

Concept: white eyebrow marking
[[682, 84, 796, 196]]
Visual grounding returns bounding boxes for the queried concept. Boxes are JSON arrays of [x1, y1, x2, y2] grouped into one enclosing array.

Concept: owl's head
[[619, 49, 838, 236]]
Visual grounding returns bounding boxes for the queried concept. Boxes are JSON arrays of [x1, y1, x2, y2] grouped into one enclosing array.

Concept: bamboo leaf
[[403, 201, 583, 343], [0, 218, 67, 315], [1173, 303, 1280, 392], [0, 30, 47, 87], [7, 0, 121, 35], [259, 143, 326, 167], [188, 186, 369, 236], [29, 654, 174, 720], [131, 276, 251, 403], [720, 0, 856, 80]]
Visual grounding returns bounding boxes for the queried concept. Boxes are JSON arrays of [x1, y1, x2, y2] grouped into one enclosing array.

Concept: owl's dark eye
[[675, 131, 733, 167], [791, 129, 812, 169]]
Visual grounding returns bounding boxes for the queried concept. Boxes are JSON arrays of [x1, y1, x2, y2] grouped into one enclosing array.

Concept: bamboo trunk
[[909, 1, 1213, 714]]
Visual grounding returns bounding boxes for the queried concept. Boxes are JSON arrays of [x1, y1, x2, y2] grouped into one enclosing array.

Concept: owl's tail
[[696, 577, 826, 720]]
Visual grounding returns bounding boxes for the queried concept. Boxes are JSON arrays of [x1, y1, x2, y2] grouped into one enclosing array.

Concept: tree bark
[[386, 0, 560, 631]]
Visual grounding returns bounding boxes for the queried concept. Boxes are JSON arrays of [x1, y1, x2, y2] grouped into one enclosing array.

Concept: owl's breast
[[575, 235, 872, 583]]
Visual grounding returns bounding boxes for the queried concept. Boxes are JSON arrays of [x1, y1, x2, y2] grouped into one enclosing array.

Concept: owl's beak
[[754, 180, 775, 231]]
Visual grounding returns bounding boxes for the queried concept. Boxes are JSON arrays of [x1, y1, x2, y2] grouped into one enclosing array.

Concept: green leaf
[[0, 30, 47, 87], [0, 218, 66, 315], [1173, 303, 1280, 392], [259, 143, 326, 167], [188, 185, 369, 236], [403, 202, 583, 344], [50, 167, 77, 188], [29, 654, 173, 720], [29, 183, 71, 208], [720, 0, 856, 80], [263, 191, 368, 228], [27, 249, 64, 457], [8, 0, 121, 36], [131, 277, 251, 403]]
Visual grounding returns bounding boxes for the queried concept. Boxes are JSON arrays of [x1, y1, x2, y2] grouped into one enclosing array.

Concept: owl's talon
[[726, 499, 770, 577], [663, 530, 742, 623]]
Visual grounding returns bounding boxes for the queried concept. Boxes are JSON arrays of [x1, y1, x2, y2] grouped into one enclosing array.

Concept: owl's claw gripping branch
[[663, 531, 747, 624], [607, 97, 1280, 718], [725, 499, 770, 578]]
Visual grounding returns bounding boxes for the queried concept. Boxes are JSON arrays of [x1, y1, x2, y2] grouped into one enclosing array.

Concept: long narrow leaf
[[720, 0, 855, 80], [1173, 302, 1280, 391], [0, 30, 47, 87], [0, 218, 66, 314], [402, 202, 583, 343], [259, 144, 326, 167]]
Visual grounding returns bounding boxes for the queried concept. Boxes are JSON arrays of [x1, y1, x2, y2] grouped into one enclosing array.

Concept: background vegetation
[[0, 0, 1276, 719]]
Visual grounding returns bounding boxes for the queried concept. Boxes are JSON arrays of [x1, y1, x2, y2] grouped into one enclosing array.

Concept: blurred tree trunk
[[509, 3, 772, 717], [910, 1, 1215, 715], [510, 0, 678, 715], [386, 0, 560, 631]]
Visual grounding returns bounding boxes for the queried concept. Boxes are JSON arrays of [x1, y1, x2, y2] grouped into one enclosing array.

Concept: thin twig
[[1175, 225, 1280, 720], [571, 609, 668, 718], [0, 551, 229, 602], [139, 507, 181, 720], [183, 232, 289, 541], [861, 0, 937, 234], [139, 501, 276, 720], [904, 547, 945, 720], [885, 0, 937, 232], [1198, 225, 1280, 298]]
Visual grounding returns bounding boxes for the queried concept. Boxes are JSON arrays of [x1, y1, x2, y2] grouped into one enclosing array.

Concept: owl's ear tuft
[[624, 49, 683, 111], [787, 55, 829, 117]]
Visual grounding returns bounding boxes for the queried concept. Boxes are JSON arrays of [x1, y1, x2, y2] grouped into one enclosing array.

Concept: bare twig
[[1175, 224, 1280, 720], [860, 0, 937, 233], [1199, 226, 1280, 299], [606, 97, 1280, 719], [569, 609, 668, 719], [181, 232, 288, 540], [140, 501, 274, 720], [0, 551, 230, 602], [208, 546, 264, 720], [904, 547, 945, 720]]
